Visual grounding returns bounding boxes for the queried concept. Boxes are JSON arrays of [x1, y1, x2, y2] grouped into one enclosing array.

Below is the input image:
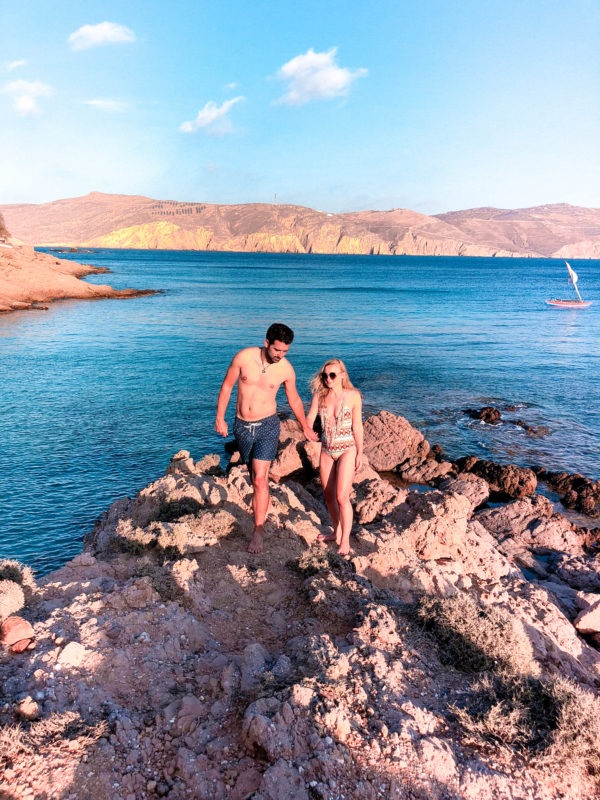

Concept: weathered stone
[[455, 456, 537, 500], [363, 410, 429, 471]]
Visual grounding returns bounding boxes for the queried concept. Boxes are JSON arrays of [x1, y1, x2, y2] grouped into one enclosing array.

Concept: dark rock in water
[[513, 419, 551, 437], [535, 469, 600, 518], [465, 406, 502, 424], [504, 405, 517, 412], [454, 456, 537, 500]]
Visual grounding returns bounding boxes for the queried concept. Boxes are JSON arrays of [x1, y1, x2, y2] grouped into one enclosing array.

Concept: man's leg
[[248, 458, 271, 553]]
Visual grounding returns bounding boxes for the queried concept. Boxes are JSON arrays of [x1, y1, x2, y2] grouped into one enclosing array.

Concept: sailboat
[[545, 261, 592, 308]]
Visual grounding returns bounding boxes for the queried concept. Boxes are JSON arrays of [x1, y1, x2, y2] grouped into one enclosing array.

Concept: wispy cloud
[[5, 59, 27, 72], [275, 47, 367, 106], [223, 82, 238, 91], [68, 22, 136, 51], [179, 96, 244, 136], [2, 79, 52, 114], [84, 98, 126, 112]]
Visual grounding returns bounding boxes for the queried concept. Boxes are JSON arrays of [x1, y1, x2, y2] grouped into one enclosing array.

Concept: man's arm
[[215, 356, 241, 437], [284, 369, 319, 442]]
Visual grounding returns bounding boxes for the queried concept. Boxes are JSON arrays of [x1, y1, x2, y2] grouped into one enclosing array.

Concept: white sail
[[565, 261, 584, 301], [566, 261, 578, 285]]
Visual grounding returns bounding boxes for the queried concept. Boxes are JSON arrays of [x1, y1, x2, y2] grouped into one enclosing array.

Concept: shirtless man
[[215, 323, 318, 553]]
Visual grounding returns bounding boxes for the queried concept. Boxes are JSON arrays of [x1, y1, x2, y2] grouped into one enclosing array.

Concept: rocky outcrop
[[0, 245, 157, 314], [4, 416, 600, 799], [454, 456, 537, 500], [535, 468, 600, 517]]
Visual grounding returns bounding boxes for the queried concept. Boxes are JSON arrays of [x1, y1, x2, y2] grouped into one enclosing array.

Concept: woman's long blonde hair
[[310, 358, 361, 402]]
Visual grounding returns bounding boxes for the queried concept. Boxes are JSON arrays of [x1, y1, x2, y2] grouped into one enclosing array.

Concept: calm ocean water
[[1, 249, 599, 574]]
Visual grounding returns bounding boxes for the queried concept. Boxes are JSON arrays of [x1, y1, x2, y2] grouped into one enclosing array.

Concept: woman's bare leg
[[319, 450, 341, 543], [335, 448, 356, 555]]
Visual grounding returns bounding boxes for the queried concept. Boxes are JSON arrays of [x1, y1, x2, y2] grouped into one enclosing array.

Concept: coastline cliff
[[3, 193, 600, 258], [2, 412, 600, 799]]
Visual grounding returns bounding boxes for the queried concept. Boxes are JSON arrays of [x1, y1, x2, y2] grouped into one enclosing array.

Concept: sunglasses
[[322, 371, 338, 380]]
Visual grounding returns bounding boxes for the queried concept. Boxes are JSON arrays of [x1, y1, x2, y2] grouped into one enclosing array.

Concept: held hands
[[215, 418, 228, 437], [302, 425, 319, 442]]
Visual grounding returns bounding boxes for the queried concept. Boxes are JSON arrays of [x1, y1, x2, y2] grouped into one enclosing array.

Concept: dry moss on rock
[[416, 592, 536, 676], [0, 560, 37, 602], [451, 673, 600, 773]]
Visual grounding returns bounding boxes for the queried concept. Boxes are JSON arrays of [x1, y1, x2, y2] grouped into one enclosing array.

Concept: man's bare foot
[[248, 526, 264, 553], [317, 532, 336, 543]]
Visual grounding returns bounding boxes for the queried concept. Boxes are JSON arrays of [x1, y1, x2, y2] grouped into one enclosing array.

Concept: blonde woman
[[306, 359, 363, 556]]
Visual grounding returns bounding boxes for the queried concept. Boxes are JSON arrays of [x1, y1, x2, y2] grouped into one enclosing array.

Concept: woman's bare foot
[[248, 526, 264, 553], [337, 536, 351, 557]]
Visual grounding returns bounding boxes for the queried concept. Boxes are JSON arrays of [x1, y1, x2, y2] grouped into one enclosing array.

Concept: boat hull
[[545, 299, 593, 308]]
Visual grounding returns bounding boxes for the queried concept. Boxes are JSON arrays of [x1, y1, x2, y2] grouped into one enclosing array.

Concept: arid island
[[2, 411, 600, 800], [0, 212, 156, 314]]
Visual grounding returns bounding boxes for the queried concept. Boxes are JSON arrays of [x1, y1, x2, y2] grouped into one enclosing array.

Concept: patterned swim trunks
[[233, 414, 281, 466]]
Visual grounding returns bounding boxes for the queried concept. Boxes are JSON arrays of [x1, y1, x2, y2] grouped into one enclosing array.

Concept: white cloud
[[5, 59, 27, 72], [84, 98, 126, 112], [275, 47, 367, 106], [179, 96, 244, 135], [68, 22, 136, 51], [2, 79, 52, 114], [224, 82, 238, 91]]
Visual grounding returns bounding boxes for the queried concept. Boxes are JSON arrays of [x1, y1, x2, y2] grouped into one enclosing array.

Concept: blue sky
[[1, 0, 599, 213]]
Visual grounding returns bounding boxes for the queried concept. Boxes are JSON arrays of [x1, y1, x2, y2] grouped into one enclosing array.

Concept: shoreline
[[0, 244, 157, 314]]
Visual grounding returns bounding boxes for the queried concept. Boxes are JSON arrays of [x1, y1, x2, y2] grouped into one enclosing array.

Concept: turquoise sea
[[1, 249, 599, 574]]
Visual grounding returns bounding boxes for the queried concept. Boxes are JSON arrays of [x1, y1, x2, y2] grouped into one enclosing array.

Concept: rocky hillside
[[2, 411, 600, 799], [3, 192, 600, 257]]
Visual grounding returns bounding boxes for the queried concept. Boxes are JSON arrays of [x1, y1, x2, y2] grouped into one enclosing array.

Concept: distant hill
[[2, 192, 600, 258]]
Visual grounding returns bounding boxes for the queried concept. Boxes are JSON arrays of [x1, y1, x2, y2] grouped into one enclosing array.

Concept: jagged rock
[[535, 468, 600, 517], [58, 641, 87, 667], [242, 697, 296, 761], [574, 601, 600, 634], [363, 410, 429, 471], [476, 496, 584, 560], [465, 406, 502, 424], [270, 438, 304, 480], [240, 642, 271, 691], [16, 696, 40, 720], [553, 555, 600, 592], [437, 473, 490, 511], [162, 695, 206, 736], [476, 495, 553, 540], [353, 477, 408, 524], [257, 759, 309, 800], [398, 457, 454, 484], [455, 457, 537, 499], [166, 450, 196, 475]]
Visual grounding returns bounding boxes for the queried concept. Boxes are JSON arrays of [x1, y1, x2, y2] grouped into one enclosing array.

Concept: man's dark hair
[[266, 323, 294, 345]]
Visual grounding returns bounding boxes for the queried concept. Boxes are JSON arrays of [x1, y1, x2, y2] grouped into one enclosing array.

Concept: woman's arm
[[352, 391, 364, 469], [306, 393, 319, 430]]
